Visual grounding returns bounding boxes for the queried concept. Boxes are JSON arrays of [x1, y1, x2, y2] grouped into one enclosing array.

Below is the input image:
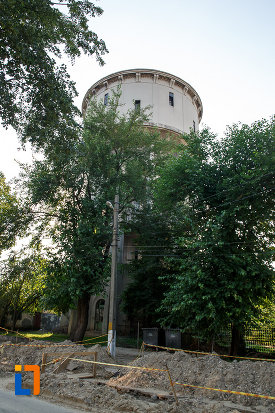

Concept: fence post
[[165, 363, 179, 406]]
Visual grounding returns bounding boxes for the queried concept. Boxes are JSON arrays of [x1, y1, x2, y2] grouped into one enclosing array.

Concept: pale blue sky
[[1, 0, 274, 181]]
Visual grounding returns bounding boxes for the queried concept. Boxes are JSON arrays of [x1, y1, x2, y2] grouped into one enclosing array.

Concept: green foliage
[[155, 117, 275, 336], [24, 91, 172, 313], [0, 172, 28, 253], [0, 0, 108, 152], [0, 249, 47, 328], [250, 297, 275, 328], [121, 206, 172, 326]]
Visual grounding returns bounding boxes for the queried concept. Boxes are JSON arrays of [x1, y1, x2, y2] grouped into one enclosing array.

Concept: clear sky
[[1, 0, 274, 182]]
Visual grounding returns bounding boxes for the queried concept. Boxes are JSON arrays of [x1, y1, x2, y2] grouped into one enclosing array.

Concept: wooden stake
[[165, 363, 179, 406], [41, 351, 97, 374], [93, 352, 97, 378], [41, 353, 47, 373], [53, 353, 75, 373]]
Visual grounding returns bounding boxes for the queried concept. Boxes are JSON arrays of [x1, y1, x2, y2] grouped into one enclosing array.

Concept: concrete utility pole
[[107, 194, 119, 358]]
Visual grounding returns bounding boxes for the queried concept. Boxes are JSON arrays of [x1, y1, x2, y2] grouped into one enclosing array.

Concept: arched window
[[94, 299, 105, 331]]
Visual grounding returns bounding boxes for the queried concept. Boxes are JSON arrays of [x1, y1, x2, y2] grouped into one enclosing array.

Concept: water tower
[[80, 69, 203, 336], [82, 68, 203, 136]]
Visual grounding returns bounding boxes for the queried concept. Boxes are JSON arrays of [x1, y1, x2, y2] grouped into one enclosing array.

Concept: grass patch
[[1, 329, 142, 349], [117, 336, 142, 348], [1, 330, 108, 346], [23, 332, 69, 342]]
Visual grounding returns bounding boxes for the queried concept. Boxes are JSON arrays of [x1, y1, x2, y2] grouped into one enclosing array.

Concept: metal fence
[[244, 327, 275, 353], [191, 327, 275, 354], [214, 327, 275, 353]]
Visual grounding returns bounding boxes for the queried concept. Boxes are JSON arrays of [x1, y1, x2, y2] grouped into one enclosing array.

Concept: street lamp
[[106, 194, 119, 358]]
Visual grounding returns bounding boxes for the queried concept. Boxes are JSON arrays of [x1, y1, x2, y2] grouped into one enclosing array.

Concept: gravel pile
[[38, 372, 250, 413], [1, 339, 274, 412], [109, 350, 275, 409], [0, 339, 112, 377]]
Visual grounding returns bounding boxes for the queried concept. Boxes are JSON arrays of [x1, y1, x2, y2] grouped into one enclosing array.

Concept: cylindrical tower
[[82, 68, 203, 135], [82, 69, 203, 337]]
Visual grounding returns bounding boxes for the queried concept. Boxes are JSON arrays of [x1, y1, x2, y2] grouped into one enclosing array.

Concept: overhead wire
[[190, 171, 275, 204], [124, 240, 271, 248]]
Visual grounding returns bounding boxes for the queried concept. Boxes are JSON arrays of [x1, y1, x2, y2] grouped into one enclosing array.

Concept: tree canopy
[[155, 117, 275, 353], [0, 0, 107, 152], [0, 172, 29, 254], [0, 249, 47, 329], [121, 205, 172, 327]]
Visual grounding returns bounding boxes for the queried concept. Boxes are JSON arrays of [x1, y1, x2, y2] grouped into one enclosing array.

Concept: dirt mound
[[109, 350, 275, 409], [0, 339, 113, 377], [38, 372, 246, 413], [1, 341, 274, 412]]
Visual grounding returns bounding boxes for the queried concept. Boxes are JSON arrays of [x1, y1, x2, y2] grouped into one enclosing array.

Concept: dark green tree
[[24, 92, 173, 341], [155, 117, 275, 355], [0, 249, 47, 329], [121, 206, 172, 328], [0, 0, 107, 153], [0, 172, 29, 253]]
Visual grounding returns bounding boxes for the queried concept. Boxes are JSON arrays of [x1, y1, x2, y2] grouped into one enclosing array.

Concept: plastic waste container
[[165, 328, 181, 349]]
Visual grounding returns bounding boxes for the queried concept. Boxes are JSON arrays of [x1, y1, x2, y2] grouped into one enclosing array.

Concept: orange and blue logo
[[15, 365, 40, 395]]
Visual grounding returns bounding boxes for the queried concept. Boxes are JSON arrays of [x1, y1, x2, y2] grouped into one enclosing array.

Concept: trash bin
[[165, 328, 181, 349], [142, 328, 159, 346]]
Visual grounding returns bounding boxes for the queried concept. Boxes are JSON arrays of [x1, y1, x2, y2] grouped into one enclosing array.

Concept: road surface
[[0, 389, 83, 413]]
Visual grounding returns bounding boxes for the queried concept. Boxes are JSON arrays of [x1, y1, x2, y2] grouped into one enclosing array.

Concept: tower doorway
[[94, 299, 105, 331]]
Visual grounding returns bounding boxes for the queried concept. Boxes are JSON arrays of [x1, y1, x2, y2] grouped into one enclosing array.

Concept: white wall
[[84, 69, 202, 135]]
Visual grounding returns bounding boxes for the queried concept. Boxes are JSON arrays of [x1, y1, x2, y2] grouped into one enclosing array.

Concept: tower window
[[169, 92, 174, 107], [193, 121, 196, 132], [104, 93, 108, 105], [134, 100, 141, 111]]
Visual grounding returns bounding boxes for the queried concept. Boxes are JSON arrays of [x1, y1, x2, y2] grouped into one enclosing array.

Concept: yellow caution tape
[[74, 334, 108, 344], [67, 357, 167, 372], [0, 326, 32, 341], [42, 358, 64, 367], [43, 355, 275, 401], [174, 381, 275, 400], [1, 340, 108, 348], [143, 342, 275, 362], [0, 326, 108, 347]]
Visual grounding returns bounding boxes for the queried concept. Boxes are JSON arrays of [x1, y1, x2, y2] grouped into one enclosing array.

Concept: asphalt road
[[0, 389, 82, 413]]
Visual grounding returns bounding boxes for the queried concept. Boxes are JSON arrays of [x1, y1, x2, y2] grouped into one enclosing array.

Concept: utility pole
[[107, 194, 119, 358]]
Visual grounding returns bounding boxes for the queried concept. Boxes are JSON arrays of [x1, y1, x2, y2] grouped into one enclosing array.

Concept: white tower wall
[[83, 69, 203, 135]]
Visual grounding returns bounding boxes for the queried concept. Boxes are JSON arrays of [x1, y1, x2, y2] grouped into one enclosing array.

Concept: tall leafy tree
[[121, 205, 172, 328], [0, 172, 28, 253], [0, 249, 47, 329], [155, 117, 275, 354], [24, 92, 173, 341], [0, 0, 107, 152]]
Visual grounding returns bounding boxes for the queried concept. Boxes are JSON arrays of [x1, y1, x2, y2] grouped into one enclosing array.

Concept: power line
[[124, 240, 273, 248], [192, 171, 275, 204], [214, 186, 275, 209], [140, 251, 274, 258]]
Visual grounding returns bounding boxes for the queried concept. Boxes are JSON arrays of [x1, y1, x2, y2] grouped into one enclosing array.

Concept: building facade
[[69, 69, 203, 337], [82, 68, 203, 136]]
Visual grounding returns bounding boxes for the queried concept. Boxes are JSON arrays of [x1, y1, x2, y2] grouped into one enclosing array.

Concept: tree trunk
[[12, 310, 18, 331], [0, 304, 9, 326], [230, 324, 246, 356], [69, 293, 90, 342]]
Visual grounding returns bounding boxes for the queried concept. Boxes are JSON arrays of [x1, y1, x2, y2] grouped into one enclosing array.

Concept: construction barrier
[[41, 350, 98, 376], [143, 342, 275, 362], [2, 327, 274, 403], [173, 381, 275, 400], [62, 356, 275, 402], [0, 326, 108, 348]]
